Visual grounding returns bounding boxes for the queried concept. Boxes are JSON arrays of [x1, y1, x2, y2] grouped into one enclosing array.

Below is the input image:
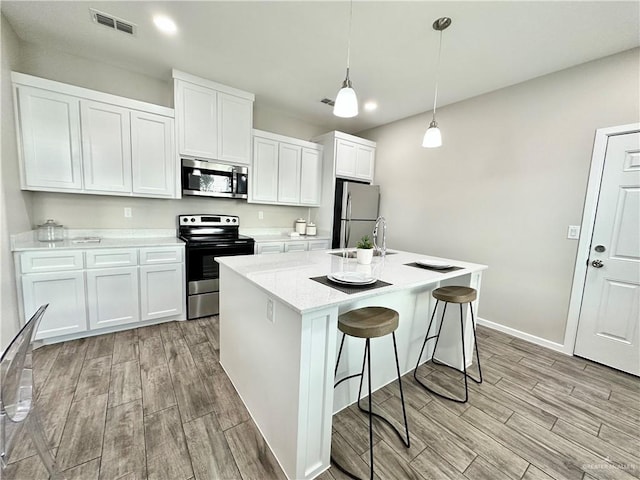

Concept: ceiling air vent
[[90, 8, 137, 36], [321, 98, 335, 107]]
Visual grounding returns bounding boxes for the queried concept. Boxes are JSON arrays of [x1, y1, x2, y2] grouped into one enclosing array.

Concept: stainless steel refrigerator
[[332, 179, 380, 248]]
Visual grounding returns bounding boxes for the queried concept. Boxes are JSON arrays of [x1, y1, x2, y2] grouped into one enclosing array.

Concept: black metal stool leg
[[429, 301, 449, 368], [414, 299, 482, 403], [334, 333, 364, 389], [332, 334, 411, 480], [459, 303, 469, 403], [392, 332, 410, 448], [414, 300, 439, 381], [366, 339, 374, 480], [469, 302, 483, 384], [335, 333, 346, 377]]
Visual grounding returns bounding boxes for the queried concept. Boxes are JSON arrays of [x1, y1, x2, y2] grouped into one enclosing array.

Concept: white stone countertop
[[240, 227, 331, 242], [250, 234, 331, 242], [217, 249, 487, 314], [11, 229, 184, 251]]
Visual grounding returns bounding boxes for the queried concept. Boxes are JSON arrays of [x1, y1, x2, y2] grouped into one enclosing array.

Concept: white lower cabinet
[[256, 242, 285, 254], [308, 240, 331, 251], [255, 239, 330, 254], [86, 267, 139, 329], [140, 263, 184, 321], [284, 241, 307, 252], [22, 271, 87, 340], [16, 245, 185, 342]]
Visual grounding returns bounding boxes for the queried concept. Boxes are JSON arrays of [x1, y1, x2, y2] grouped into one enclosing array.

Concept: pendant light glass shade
[[422, 17, 451, 148], [422, 120, 442, 148], [334, 74, 358, 118], [334, 0, 358, 118]]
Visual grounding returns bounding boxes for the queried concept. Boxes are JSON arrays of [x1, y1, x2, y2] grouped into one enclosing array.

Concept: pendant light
[[333, 0, 358, 118], [422, 17, 452, 148]]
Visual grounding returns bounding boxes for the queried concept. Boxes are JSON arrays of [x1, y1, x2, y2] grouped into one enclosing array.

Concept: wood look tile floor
[[6, 319, 640, 480]]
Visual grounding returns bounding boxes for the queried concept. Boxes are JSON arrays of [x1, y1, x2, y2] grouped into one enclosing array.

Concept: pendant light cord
[[345, 0, 353, 78], [432, 29, 444, 122]]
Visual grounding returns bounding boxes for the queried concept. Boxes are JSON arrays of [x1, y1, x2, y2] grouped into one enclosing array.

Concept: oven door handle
[[187, 243, 254, 249]]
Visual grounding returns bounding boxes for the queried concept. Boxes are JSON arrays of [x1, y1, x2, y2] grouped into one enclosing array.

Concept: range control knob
[[182, 218, 188, 222], [226, 218, 230, 223], [232, 218, 237, 223], [190, 218, 196, 222]]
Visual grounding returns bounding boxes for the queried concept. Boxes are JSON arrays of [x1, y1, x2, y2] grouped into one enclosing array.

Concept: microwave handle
[[231, 167, 238, 193]]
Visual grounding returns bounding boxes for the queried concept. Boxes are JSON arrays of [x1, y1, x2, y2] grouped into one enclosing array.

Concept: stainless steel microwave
[[181, 158, 248, 199]]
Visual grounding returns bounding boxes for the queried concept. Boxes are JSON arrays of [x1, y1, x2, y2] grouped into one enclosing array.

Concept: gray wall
[[362, 48, 640, 344], [1, 16, 32, 349]]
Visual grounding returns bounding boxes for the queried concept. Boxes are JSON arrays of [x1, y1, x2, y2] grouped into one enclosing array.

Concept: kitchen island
[[217, 249, 487, 480]]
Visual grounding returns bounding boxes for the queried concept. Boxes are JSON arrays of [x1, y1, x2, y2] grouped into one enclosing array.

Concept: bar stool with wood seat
[[332, 306, 410, 480], [413, 286, 483, 403]]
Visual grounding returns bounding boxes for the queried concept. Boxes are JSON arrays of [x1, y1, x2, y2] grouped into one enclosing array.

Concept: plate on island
[[416, 259, 452, 269], [327, 272, 377, 285]]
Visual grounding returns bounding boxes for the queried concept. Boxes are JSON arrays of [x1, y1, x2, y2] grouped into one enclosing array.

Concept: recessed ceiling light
[[364, 101, 378, 112], [153, 15, 177, 35]]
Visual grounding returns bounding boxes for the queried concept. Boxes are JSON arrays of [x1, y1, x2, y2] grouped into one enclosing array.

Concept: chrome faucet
[[373, 216, 387, 257]]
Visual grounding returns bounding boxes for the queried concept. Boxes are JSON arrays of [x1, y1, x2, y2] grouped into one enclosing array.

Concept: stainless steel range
[[178, 215, 255, 319]]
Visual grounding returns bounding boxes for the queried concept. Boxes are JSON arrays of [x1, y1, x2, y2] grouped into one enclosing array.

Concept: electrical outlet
[[567, 225, 580, 239], [258, 211, 264, 220], [266, 298, 274, 323], [124, 207, 132, 218]]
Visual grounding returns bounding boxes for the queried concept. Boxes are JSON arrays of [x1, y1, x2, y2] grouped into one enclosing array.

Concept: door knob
[[594, 245, 606, 253], [591, 259, 604, 268]]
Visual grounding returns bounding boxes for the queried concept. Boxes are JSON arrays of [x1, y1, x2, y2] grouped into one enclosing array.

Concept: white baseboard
[[476, 317, 570, 355]]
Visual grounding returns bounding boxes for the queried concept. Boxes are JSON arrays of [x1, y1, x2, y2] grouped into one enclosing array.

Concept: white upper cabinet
[[355, 144, 375, 180], [12, 72, 177, 199], [250, 129, 323, 207], [277, 143, 302, 204], [252, 136, 279, 202], [81, 100, 132, 193], [335, 138, 375, 182], [335, 140, 357, 179], [16, 86, 83, 191], [300, 148, 322, 205], [173, 70, 254, 166], [175, 80, 218, 159], [218, 92, 253, 164], [314, 131, 377, 183], [131, 112, 175, 197]]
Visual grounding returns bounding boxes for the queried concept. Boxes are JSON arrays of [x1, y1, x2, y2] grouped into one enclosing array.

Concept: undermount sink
[[328, 250, 396, 258]]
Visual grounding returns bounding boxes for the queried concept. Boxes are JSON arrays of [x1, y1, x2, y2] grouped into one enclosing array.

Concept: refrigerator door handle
[[345, 220, 351, 248], [345, 193, 352, 247]]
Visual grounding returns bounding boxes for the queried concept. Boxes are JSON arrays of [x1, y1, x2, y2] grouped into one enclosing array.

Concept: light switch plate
[[567, 225, 580, 239], [124, 207, 132, 218]]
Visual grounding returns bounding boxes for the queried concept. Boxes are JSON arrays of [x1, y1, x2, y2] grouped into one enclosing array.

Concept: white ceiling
[[2, 1, 639, 134]]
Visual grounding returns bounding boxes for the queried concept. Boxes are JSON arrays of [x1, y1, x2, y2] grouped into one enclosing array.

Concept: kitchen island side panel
[[219, 265, 338, 480]]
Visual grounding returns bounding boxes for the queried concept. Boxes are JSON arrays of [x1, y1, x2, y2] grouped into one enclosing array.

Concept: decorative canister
[[295, 218, 307, 235], [37, 219, 65, 242], [306, 222, 317, 236]]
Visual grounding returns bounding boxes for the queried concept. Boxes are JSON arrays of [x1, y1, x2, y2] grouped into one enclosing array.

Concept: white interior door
[[574, 131, 640, 375]]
